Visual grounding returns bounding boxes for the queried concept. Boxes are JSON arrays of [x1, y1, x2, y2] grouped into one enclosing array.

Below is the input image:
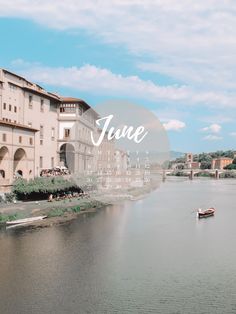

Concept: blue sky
[[1, 1, 236, 153]]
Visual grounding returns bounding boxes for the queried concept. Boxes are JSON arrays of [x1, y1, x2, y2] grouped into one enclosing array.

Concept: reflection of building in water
[[58, 97, 98, 174]]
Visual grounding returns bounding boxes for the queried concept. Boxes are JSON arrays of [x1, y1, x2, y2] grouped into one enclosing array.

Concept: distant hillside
[[170, 151, 184, 160]]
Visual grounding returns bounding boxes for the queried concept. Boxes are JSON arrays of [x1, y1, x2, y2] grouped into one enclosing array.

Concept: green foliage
[[195, 172, 212, 177], [175, 171, 187, 177], [220, 171, 236, 178], [0, 195, 4, 204], [5, 193, 15, 203], [224, 163, 236, 170], [47, 208, 66, 218], [200, 161, 211, 169], [70, 206, 81, 213], [12, 177, 81, 200], [47, 205, 81, 218], [0, 212, 25, 223]]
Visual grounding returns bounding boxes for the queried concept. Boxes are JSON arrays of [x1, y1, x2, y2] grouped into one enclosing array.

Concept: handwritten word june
[[91, 115, 148, 147]]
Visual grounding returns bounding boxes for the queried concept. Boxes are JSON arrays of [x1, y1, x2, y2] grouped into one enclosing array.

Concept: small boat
[[6, 215, 47, 225], [197, 208, 215, 219]]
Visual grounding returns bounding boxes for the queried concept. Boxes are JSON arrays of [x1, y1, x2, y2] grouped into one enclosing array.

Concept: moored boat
[[197, 208, 215, 218], [6, 215, 47, 225]]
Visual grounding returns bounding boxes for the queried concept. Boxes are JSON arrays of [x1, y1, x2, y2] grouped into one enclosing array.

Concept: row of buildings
[[171, 153, 234, 170], [0, 68, 130, 192]]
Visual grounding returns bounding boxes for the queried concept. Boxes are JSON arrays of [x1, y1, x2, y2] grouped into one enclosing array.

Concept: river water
[[1, 178, 236, 314]]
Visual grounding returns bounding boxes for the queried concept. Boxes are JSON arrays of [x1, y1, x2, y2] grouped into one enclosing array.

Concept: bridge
[[161, 169, 236, 180]]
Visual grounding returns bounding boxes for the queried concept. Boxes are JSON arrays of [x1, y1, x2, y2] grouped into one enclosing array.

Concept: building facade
[[211, 157, 233, 170], [0, 69, 61, 189], [0, 120, 37, 191], [0, 68, 133, 193], [58, 97, 99, 175]]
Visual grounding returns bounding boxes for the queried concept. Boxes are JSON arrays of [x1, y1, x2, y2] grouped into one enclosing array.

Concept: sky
[[1, 0, 236, 153]]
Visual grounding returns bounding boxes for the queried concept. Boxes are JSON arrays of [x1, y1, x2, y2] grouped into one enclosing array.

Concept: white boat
[[6, 215, 47, 225]]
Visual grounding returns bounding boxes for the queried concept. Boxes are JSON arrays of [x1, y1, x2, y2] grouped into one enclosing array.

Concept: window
[[19, 136, 22, 143], [29, 95, 33, 108], [40, 99, 44, 112], [51, 157, 54, 168], [9, 104, 11, 111], [40, 125, 44, 138], [51, 127, 55, 140], [2, 134, 6, 142], [59, 104, 76, 113], [29, 137, 33, 145], [3, 103, 6, 110], [14, 106, 17, 113], [40, 139, 43, 145], [40, 156, 43, 168], [64, 128, 70, 139]]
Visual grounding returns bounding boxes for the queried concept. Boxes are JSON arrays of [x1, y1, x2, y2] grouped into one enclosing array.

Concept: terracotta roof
[[60, 97, 87, 103], [60, 96, 99, 117], [0, 120, 38, 132]]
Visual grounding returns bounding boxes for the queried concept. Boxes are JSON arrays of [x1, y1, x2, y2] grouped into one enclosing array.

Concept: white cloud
[[203, 134, 222, 141], [200, 114, 233, 124], [201, 123, 221, 133], [10, 61, 236, 107], [1, 0, 236, 93], [230, 132, 236, 137], [162, 119, 186, 131]]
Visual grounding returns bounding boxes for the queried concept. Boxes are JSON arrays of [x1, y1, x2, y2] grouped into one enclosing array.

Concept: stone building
[[211, 157, 233, 170], [0, 68, 132, 193], [58, 97, 99, 175], [0, 68, 103, 192], [0, 69, 60, 190], [0, 120, 37, 192]]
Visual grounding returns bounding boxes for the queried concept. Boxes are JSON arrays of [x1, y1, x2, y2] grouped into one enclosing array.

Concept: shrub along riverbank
[[12, 177, 83, 201]]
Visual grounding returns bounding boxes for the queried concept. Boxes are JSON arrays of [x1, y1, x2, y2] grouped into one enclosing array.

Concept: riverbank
[[0, 181, 160, 231], [0, 197, 109, 230]]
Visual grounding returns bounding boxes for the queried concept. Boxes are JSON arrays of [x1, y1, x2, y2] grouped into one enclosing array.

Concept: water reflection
[[1, 179, 236, 313]]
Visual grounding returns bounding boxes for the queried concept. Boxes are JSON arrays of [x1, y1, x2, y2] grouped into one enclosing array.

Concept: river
[[1, 178, 236, 314]]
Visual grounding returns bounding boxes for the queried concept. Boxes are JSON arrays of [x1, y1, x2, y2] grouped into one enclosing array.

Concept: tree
[[224, 163, 236, 170], [200, 161, 211, 169]]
